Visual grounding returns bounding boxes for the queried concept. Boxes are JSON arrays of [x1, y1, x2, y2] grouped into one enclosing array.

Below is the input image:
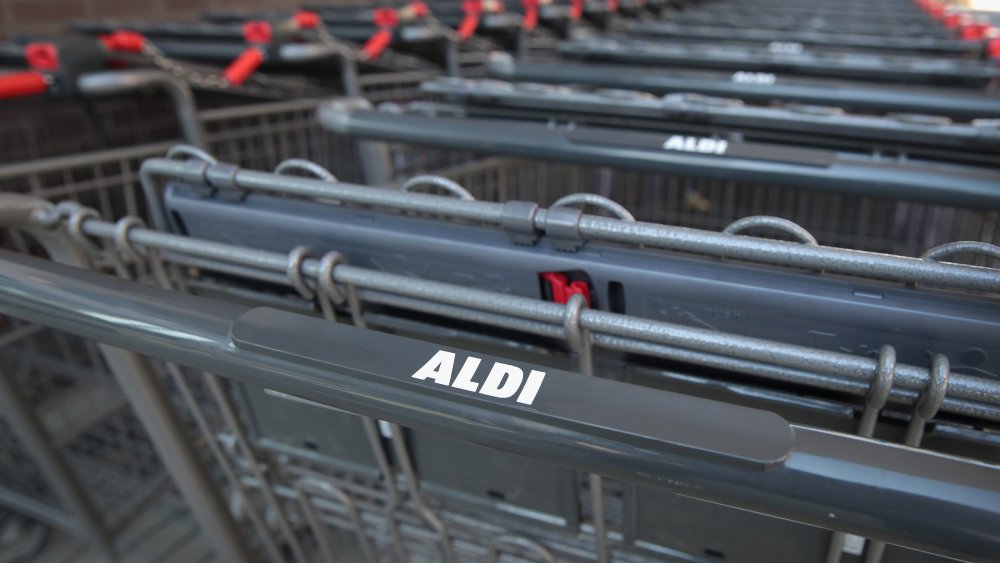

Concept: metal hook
[[864, 354, 948, 563], [166, 144, 218, 164], [286, 246, 316, 301], [723, 216, 819, 246], [920, 241, 1000, 264], [317, 251, 348, 306], [66, 206, 103, 255], [562, 293, 608, 563], [910, 355, 950, 443], [858, 345, 896, 438], [400, 175, 476, 200], [552, 193, 636, 222], [113, 216, 148, 264], [563, 293, 589, 360], [274, 159, 339, 182], [489, 535, 557, 563]]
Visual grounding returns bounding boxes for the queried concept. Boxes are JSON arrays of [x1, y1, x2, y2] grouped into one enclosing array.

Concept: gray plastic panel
[[486, 58, 1000, 120], [165, 185, 1000, 382], [558, 38, 1000, 86], [230, 307, 795, 469], [420, 78, 1000, 165], [238, 384, 380, 476], [407, 431, 580, 526], [319, 108, 1000, 209], [632, 487, 832, 562]]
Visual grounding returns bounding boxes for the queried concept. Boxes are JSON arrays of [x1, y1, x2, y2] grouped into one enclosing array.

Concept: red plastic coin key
[[521, 0, 539, 31], [459, 0, 483, 40], [362, 8, 399, 60], [223, 47, 265, 86]]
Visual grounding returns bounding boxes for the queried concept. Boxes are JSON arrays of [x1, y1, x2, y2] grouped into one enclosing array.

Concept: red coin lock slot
[[541, 272, 592, 307]]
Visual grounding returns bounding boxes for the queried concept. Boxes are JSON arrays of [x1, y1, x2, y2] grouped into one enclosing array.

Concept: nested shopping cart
[[0, 77, 442, 560], [1, 148, 999, 562]]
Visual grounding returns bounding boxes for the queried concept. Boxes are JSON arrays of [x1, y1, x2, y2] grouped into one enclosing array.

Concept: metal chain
[[140, 41, 231, 90]]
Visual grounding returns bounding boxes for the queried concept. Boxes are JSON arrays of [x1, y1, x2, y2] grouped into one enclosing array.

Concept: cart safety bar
[[628, 21, 981, 54], [420, 77, 1000, 157], [164, 186, 1000, 391], [317, 103, 1000, 209], [559, 38, 1000, 86], [0, 249, 998, 561], [0, 71, 48, 99], [140, 155, 1000, 293], [485, 55, 1000, 120]]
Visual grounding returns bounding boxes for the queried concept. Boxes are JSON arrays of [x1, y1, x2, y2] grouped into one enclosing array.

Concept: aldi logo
[[411, 350, 546, 405], [663, 136, 729, 155]]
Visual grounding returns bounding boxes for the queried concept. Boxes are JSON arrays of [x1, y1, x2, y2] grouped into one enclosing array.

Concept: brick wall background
[[0, 0, 356, 39]]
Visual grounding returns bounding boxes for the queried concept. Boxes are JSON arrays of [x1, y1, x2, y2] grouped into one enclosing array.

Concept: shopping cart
[[0, 95, 403, 559], [316, 95, 1000, 259], [0, 150, 998, 563]]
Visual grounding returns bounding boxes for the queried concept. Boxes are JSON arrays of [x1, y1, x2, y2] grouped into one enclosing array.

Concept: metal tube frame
[[0, 247, 998, 561]]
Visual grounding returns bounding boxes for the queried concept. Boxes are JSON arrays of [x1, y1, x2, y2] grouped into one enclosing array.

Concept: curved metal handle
[[274, 159, 338, 182], [400, 175, 476, 200], [552, 193, 635, 222], [166, 144, 218, 164], [723, 215, 818, 246], [921, 241, 1000, 263]]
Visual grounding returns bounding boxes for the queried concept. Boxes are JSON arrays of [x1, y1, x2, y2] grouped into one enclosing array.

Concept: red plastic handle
[[458, 15, 480, 40], [961, 21, 988, 41], [362, 28, 394, 59], [223, 47, 264, 86], [100, 30, 146, 53], [294, 10, 321, 29], [570, 0, 583, 20], [459, 0, 482, 40], [0, 71, 49, 99], [988, 37, 1000, 61], [25, 43, 59, 71], [521, 0, 538, 31], [243, 21, 273, 45], [410, 1, 430, 18], [373, 8, 399, 27]]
